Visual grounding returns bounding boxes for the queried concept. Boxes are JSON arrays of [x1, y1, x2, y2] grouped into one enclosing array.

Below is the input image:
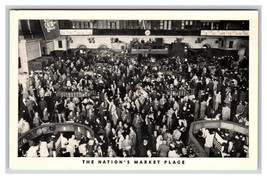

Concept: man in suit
[[98, 102, 107, 124], [129, 126, 137, 156], [222, 140, 237, 157], [138, 139, 150, 157], [157, 140, 170, 157]]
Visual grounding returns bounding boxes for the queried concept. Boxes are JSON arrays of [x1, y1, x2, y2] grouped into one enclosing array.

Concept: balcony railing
[[18, 123, 94, 149], [188, 120, 249, 157]]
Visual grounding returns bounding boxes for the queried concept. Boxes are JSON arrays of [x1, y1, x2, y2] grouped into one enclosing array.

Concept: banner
[[40, 20, 60, 40]]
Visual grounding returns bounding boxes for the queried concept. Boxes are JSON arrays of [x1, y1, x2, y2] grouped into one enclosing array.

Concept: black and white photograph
[[9, 10, 259, 171]]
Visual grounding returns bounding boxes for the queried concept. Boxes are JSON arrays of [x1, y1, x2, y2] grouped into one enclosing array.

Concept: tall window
[[71, 21, 75, 28], [18, 57, 21, 69], [185, 20, 189, 29], [80, 22, 84, 29], [58, 40, 63, 48], [189, 20, 193, 29], [75, 21, 80, 29], [110, 21, 116, 29], [84, 21, 89, 29], [229, 41, 234, 48], [93, 21, 98, 29], [89, 21, 94, 29], [181, 20, 185, 30], [171, 20, 181, 30], [151, 20, 160, 30]]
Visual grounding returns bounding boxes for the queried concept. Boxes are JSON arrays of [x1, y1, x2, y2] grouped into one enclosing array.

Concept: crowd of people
[[18, 49, 249, 158]]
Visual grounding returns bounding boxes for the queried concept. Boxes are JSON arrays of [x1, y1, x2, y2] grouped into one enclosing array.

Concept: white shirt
[[26, 146, 39, 157], [203, 129, 215, 148], [168, 150, 179, 157], [156, 135, 163, 151], [18, 119, 30, 135], [60, 135, 68, 148], [67, 138, 77, 154], [215, 93, 222, 103], [39, 141, 49, 157], [79, 144, 87, 156]]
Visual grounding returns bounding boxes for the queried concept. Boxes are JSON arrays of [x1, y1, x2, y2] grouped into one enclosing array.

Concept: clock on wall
[[145, 30, 151, 36]]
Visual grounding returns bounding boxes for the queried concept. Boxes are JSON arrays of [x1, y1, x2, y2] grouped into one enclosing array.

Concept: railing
[[56, 91, 96, 98], [131, 48, 169, 54], [188, 120, 249, 157], [18, 123, 94, 149]]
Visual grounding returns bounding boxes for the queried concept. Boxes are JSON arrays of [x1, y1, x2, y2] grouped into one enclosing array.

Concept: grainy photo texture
[[10, 10, 258, 171]]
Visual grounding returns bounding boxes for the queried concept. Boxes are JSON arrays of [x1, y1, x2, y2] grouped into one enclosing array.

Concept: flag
[[40, 20, 60, 41]]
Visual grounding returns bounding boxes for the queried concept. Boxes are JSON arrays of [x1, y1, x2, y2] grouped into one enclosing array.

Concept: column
[[18, 39, 29, 91]]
